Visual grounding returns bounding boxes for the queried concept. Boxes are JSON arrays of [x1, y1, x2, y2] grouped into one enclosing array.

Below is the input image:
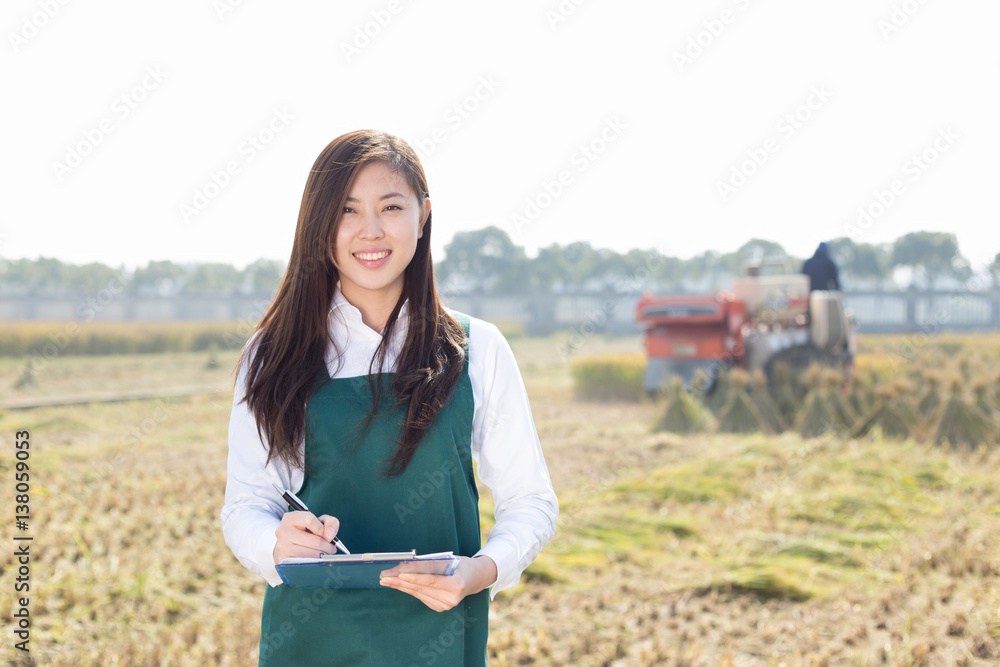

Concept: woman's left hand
[[379, 555, 497, 611]]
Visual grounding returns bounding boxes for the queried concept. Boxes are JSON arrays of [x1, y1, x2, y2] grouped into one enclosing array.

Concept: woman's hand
[[379, 555, 497, 611], [272, 511, 341, 564]]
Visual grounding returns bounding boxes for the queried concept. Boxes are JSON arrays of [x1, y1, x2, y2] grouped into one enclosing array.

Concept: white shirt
[[220, 287, 558, 600]]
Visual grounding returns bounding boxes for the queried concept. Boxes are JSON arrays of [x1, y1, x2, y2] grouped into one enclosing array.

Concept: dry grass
[[0, 321, 250, 358], [0, 334, 998, 665], [569, 353, 647, 402]]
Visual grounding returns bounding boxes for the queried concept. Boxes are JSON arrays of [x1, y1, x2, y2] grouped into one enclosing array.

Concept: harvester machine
[[635, 272, 856, 393]]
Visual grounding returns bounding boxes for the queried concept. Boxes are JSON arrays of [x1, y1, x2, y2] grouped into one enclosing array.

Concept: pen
[[272, 482, 350, 554]]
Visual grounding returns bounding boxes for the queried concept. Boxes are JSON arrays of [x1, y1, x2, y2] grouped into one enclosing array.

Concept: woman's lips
[[353, 250, 391, 267]]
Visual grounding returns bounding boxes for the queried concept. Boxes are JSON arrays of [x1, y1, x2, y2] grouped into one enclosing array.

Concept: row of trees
[[1, 230, 996, 297], [438, 229, 994, 293], [0, 257, 285, 298]]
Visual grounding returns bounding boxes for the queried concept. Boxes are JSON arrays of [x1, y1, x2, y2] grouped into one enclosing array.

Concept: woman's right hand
[[272, 511, 341, 564]]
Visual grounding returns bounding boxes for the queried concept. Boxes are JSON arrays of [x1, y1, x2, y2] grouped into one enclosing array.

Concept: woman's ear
[[418, 197, 431, 239]]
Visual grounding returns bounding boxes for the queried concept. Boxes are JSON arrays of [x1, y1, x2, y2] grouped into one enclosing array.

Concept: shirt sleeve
[[468, 318, 559, 599], [220, 337, 304, 588]]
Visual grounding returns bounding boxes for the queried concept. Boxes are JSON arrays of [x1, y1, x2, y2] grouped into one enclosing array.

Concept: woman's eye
[[342, 206, 355, 214], [384, 204, 402, 212]]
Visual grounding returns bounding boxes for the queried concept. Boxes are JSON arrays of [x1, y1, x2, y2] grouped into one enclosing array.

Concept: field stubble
[[0, 334, 997, 665]]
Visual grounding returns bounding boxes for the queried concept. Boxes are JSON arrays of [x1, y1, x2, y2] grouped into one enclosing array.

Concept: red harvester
[[635, 271, 856, 393]]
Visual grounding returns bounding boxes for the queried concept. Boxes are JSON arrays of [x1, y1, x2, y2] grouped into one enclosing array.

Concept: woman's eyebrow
[[345, 192, 407, 202]]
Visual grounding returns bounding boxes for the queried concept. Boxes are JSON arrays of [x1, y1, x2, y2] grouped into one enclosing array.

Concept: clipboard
[[275, 550, 461, 588]]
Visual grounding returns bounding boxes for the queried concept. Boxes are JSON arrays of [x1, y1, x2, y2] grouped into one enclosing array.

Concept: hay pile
[[654, 377, 715, 434], [769, 360, 802, 425], [816, 369, 855, 432], [917, 373, 943, 416], [750, 369, 786, 433], [717, 368, 771, 434], [705, 368, 732, 415], [931, 379, 995, 448], [845, 367, 878, 419], [972, 379, 998, 420], [636, 337, 1000, 448], [852, 382, 922, 441], [796, 390, 836, 438]]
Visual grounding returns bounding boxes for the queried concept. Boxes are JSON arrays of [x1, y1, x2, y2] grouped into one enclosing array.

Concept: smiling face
[[331, 160, 430, 323]]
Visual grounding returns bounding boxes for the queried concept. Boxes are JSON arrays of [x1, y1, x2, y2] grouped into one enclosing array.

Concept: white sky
[[3, 0, 998, 271]]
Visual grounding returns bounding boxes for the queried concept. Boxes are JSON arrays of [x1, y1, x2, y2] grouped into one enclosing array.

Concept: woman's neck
[[340, 284, 402, 333]]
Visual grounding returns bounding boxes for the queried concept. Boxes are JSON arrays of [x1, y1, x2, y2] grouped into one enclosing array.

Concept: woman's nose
[[357, 213, 384, 239]]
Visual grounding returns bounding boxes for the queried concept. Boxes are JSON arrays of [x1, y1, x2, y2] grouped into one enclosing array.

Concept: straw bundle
[[851, 385, 920, 441], [770, 360, 803, 425], [750, 369, 786, 433], [931, 380, 995, 448], [705, 367, 733, 415], [972, 379, 998, 420], [821, 369, 857, 431], [796, 390, 837, 438], [689, 367, 714, 405], [654, 377, 715, 434], [917, 374, 942, 416], [717, 368, 770, 434]]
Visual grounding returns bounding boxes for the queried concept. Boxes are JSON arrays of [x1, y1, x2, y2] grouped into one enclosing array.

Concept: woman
[[221, 129, 558, 666]]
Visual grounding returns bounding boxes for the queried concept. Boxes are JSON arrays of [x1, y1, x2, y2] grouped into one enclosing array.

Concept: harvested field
[[0, 333, 998, 665]]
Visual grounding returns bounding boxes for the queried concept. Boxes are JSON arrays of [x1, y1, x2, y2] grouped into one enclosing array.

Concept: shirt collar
[[329, 282, 410, 333]]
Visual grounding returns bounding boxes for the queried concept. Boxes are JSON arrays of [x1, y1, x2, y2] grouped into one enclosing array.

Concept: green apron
[[259, 313, 489, 666]]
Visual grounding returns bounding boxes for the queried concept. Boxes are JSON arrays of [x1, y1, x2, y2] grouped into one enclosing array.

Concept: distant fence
[[2, 289, 999, 334], [842, 289, 1000, 333]]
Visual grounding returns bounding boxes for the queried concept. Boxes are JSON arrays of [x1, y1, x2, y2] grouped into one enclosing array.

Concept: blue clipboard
[[275, 550, 460, 588]]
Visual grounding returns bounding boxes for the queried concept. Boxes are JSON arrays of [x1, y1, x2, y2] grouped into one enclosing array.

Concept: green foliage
[[182, 263, 243, 295], [131, 260, 187, 296], [722, 238, 789, 274], [826, 237, 891, 287], [437, 225, 530, 293], [0, 257, 125, 296], [0, 257, 280, 298], [890, 230, 962, 287], [0, 228, 980, 300], [241, 258, 285, 295], [570, 354, 646, 402]]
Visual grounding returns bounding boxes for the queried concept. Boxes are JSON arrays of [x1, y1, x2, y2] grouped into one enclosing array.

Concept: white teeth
[[355, 251, 389, 261]]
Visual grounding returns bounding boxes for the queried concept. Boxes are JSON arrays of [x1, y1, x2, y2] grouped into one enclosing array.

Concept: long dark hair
[[238, 129, 466, 476]]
